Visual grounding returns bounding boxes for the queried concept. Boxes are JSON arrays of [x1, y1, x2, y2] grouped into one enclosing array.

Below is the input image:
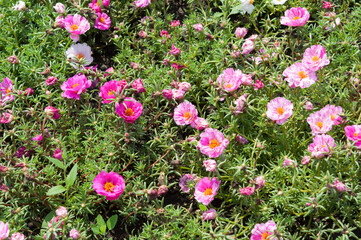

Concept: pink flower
[[104, 67, 114, 77], [179, 174, 197, 193], [283, 156, 296, 168], [162, 89, 173, 100], [32, 129, 49, 144], [23, 88, 33, 96], [92, 171, 126, 200], [217, 68, 244, 92], [0, 113, 14, 124], [178, 82, 191, 92], [283, 62, 317, 88], [0, 221, 9, 240], [202, 209, 216, 221], [193, 23, 203, 32], [305, 101, 313, 110], [320, 105, 343, 125], [170, 20, 180, 27], [322, 1, 331, 9], [138, 31, 147, 38], [134, 0, 151, 8], [280, 7, 310, 27], [61, 74, 91, 100], [308, 134, 336, 159], [10, 232, 25, 240], [239, 186, 255, 196], [55, 15, 65, 28], [173, 101, 198, 125], [56, 206, 67, 218], [172, 89, 185, 100], [250, 220, 278, 240], [253, 80, 264, 90], [197, 128, 229, 158], [99, 80, 127, 103], [301, 156, 311, 165], [235, 27, 247, 39], [169, 44, 181, 56], [203, 160, 217, 172], [266, 97, 293, 125], [307, 111, 333, 135], [45, 106, 60, 119], [0, 78, 15, 105], [94, 12, 111, 30], [7, 55, 19, 64], [171, 63, 185, 71], [54, 3, 65, 14], [242, 74, 253, 86], [132, 79, 146, 93], [234, 94, 247, 115], [53, 148, 63, 160], [89, 0, 110, 12], [194, 177, 220, 205], [69, 229, 80, 239], [190, 117, 209, 130], [254, 176, 265, 189], [345, 125, 361, 148], [63, 14, 90, 42], [241, 39, 255, 55], [160, 30, 170, 39], [115, 97, 143, 124], [302, 45, 330, 71], [46, 76, 58, 86], [333, 178, 347, 192]]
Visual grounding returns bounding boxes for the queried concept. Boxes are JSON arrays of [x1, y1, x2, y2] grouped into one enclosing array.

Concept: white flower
[[240, 0, 255, 14], [66, 43, 93, 68], [53, 3, 65, 14], [13, 1, 26, 11], [271, 0, 287, 5]]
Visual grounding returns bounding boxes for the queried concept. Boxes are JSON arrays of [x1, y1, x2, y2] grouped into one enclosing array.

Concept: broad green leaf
[[91, 224, 100, 235], [41, 211, 56, 228], [46, 186, 66, 196], [46, 156, 64, 169], [199, 204, 207, 211], [107, 214, 118, 230], [96, 214, 106, 227], [100, 224, 107, 234], [66, 163, 78, 188]]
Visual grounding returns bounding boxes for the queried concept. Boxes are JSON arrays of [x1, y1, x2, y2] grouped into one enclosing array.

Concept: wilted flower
[[281, 7, 310, 27], [63, 14, 90, 42], [302, 45, 330, 71], [322, 1, 332, 9], [234, 94, 248, 115], [203, 160, 217, 172], [171, 63, 185, 71], [254, 176, 265, 189], [0, 113, 14, 124], [235, 27, 247, 39], [241, 39, 255, 55], [46, 76, 58, 86], [202, 209, 216, 221], [179, 174, 197, 193], [61, 74, 91, 100], [115, 98, 143, 124], [236, 135, 249, 145], [194, 177, 220, 205], [138, 31, 147, 38], [7, 55, 19, 64], [239, 186, 255, 196], [53, 148, 63, 160], [193, 23, 203, 32], [54, 3, 65, 14], [266, 97, 293, 125], [10, 232, 25, 240], [308, 134, 336, 159], [173, 101, 198, 126], [92, 171, 126, 200], [69, 229, 80, 239], [0, 78, 15, 105], [32, 129, 49, 145], [162, 89, 173, 100], [197, 128, 229, 158], [283, 62, 318, 88], [250, 220, 278, 240], [305, 101, 313, 111], [94, 12, 111, 30], [253, 80, 264, 90]]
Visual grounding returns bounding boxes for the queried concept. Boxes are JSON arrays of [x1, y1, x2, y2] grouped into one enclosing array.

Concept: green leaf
[[100, 224, 107, 234], [91, 224, 100, 235], [199, 204, 207, 211], [41, 211, 56, 228], [46, 156, 64, 169], [66, 163, 78, 188], [96, 214, 106, 227], [107, 214, 118, 230], [46, 185, 66, 196]]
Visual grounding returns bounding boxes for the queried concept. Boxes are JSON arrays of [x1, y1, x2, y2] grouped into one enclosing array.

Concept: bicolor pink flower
[[46, 76, 58, 86], [320, 105, 343, 125], [173, 101, 198, 125], [54, 3, 65, 14], [169, 44, 181, 56], [172, 89, 185, 100], [132, 79, 146, 93], [45, 106, 60, 119], [301, 156, 311, 165], [305, 101, 313, 111], [55, 15, 65, 28], [197, 128, 229, 158], [217, 68, 244, 92], [307, 111, 333, 135], [94, 12, 111, 30], [280, 7, 310, 27], [302, 45, 330, 71], [283, 156, 296, 168], [283, 62, 317, 88], [241, 39, 255, 55], [178, 82, 191, 92], [202, 209, 216, 221], [345, 125, 361, 148], [69, 229, 80, 239], [254, 176, 265, 189], [63, 14, 90, 42], [253, 80, 264, 90], [250, 220, 278, 240], [239, 186, 255, 196], [162, 89, 173, 100], [92, 171, 125, 200], [193, 23, 203, 32], [115, 97, 143, 124], [0, 221, 9, 240], [203, 159, 217, 172], [234, 94, 247, 115], [10, 232, 25, 240], [89, 0, 110, 12], [56, 206, 67, 218], [99, 80, 127, 103], [61, 74, 91, 100], [308, 134, 336, 159], [190, 117, 209, 130], [194, 177, 220, 205], [0, 113, 14, 124], [53, 148, 63, 160], [0, 78, 15, 105], [333, 178, 347, 192], [134, 0, 151, 8], [235, 27, 247, 39], [170, 20, 180, 27], [179, 174, 197, 193], [266, 97, 293, 125], [13, 1, 26, 11]]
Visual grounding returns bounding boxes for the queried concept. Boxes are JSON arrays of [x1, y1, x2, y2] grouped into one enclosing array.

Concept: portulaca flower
[[66, 43, 93, 68], [240, 0, 255, 15]]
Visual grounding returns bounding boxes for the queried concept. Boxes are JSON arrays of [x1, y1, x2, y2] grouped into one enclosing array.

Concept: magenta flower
[[32, 129, 49, 145], [217, 68, 244, 92], [333, 178, 347, 192], [53, 148, 63, 160], [253, 80, 264, 90], [197, 128, 229, 158], [239, 187, 255, 196], [345, 125, 361, 148], [44, 106, 60, 119], [193, 23, 204, 32], [171, 63, 185, 71], [322, 1, 331, 9], [169, 44, 181, 56], [179, 174, 198, 193], [92, 171, 125, 200], [0, 113, 14, 124], [10, 232, 25, 240], [307, 111, 333, 135], [0, 221, 9, 240], [170, 20, 180, 27], [46, 76, 58, 86], [250, 220, 278, 240], [160, 30, 170, 39], [89, 0, 110, 12], [302, 45, 330, 71], [203, 159, 217, 172], [162, 89, 173, 100], [241, 39, 255, 54], [190, 117, 209, 130], [0, 78, 15, 105], [202, 209, 216, 221], [280, 7, 310, 27], [94, 12, 111, 30], [134, 0, 151, 8], [115, 98, 143, 124], [99, 80, 127, 104], [61, 74, 91, 100], [266, 97, 293, 125], [132, 78, 146, 93], [63, 14, 90, 42], [283, 62, 317, 88], [235, 27, 247, 39], [308, 134, 336, 159], [194, 177, 220, 205], [173, 101, 198, 126]]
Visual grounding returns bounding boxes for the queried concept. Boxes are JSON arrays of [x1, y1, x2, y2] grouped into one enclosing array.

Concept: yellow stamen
[[225, 83, 232, 88], [204, 188, 213, 196], [354, 132, 359, 138], [104, 182, 114, 192], [276, 107, 285, 115], [100, 17, 105, 23], [261, 232, 271, 240], [108, 91, 114, 96], [125, 108, 134, 116], [76, 53, 84, 60], [316, 121, 323, 129], [183, 112, 191, 121], [72, 83, 79, 88], [293, 16, 300, 20], [330, 114, 336, 120], [6, 88, 11, 94], [298, 71, 308, 79], [209, 139, 220, 149], [250, 0, 254, 4], [71, 24, 78, 31], [312, 56, 320, 62]]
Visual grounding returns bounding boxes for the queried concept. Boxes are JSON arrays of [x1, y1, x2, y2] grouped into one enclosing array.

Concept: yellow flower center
[[6, 88, 11, 94], [125, 108, 134, 116], [354, 132, 359, 138], [100, 17, 105, 23], [225, 83, 232, 88], [298, 71, 308, 79], [96, 2, 100, 6], [330, 114, 336, 120], [209, 139, 220, 149], [316, 121, 323, 129], [71, 24, 78, 31], [76, 53, 84, 60], [293, 16, 300, 20], [276, 107, 285, 115], [250, 0, 254, 4], [312, 56, 320, 62], [104, 182, 115, 192], [204, 188, 213, 196], [261, 232, 271, 240], [183, 111, 191, 121], [72, 83, 80, 89], [108, 91, 114, 96]]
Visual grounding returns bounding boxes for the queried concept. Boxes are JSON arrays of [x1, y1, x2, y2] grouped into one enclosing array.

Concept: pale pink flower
[[13, 1, 26, 11], [132, 79, 146, 93], [173, 101, 198, 125], [194, 177, 220, 205], [115, 98, 143, 124], [10, 232, 25, 240], [178, 82, 191, 92], [169, 44, 181, 56], [134, 0, 151, 8], [94, 12, 111, 30], [308, 134, 336, 159], [179, 174, 197, 193], [0, 221, 9, 240], [239, 186, 255, 196], [138, 30, 147, 38], [69, 229, 80, 239], [190, 117, 209, 130], [235, 27, 247, 39], [92, 171, 126, 200], [56, 206, 68, 218], [170, 20, 180, 27], [283, 156, 296, 168], [280, 7, 310, 27], [241, 39, 255, 55], [333, 178, 347, 192], [53, 148, 63, 160], [283, 62, 317, 88], [99, 80, 127, 103], [254, 176, 265, 189], [54, 3, 65, 14], [193, 23, 203, 32], [266, 97, 293, 125], [89, 0, 110, 12], [307, 111, 333, 135], [217, 68, 244, 92], [320, 105, 343, 125], [203, 160, 217, 172], [172, 89, 186, 100], [202, 209, 216, 221], [61, 74, 91, 100], [250, 220, 278, 240], [301, 156, 311, 165], [234, 94, 247, 115], [197, 128, 229, 158], [302, 45, 330, 71], [242, 74, 253, 86], [55, 15, 65, 28], [45, 106, 60, 119], [63, 14, 90, 42], [305, 101, 313, 111]]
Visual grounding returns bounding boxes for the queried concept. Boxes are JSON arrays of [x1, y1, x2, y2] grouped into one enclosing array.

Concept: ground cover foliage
[[1, 0, 361, 239]]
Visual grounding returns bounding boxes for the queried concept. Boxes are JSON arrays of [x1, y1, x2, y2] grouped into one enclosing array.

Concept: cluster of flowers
[[0, 221, 25, 240], [162, 80, 191, 101]]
